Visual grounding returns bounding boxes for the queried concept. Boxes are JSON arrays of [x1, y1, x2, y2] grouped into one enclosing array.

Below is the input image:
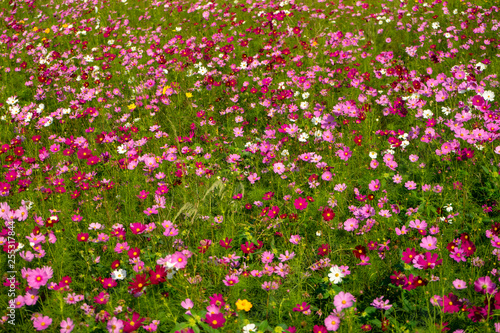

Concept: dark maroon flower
[[318, 244, 330, 257]]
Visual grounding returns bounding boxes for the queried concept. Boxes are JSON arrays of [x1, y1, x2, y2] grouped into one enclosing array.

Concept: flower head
[[236, 299, 253, 311]]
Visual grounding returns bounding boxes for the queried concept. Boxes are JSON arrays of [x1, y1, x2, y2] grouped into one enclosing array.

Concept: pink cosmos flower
[[107, 317, 124, 333], [333, 291, 356, 311], [226, 154, 241, 164], [404, 181, 417, 190], [33, 315, 52, 331], [60, 318, 74, 333], [368, 179, 380, 191], [279, 251, 295, 262], [324, 314, 340, 331], [420, 236, 437, 250], [143, 322, 159, 332], [387, 161, 398, 170], [233, 127, 244, 137], [222, 274, 239, 286], [24, 290, 39, 306], [392, 174, 402, 183], [206, 304, 221, 315], [433, 185, 443, 193], [371, 296, 393, 310], [273, 162, 286, 175], [336, 147, 352, 161], [453, 279, 467, 290], [475, 276, 497, 294], [321, 171, 332, 181], [334, 183, 347, 192], [435, 89, 449, 102], [12, 295, 24, 308], [170, 252, 187, 269], [429, 295, 442, 307], [261, 251, 274, 264], [344, 218, 359, 232], [114, 242, 130, 254], [409, 219, 427, 230], [181, 299, 194, 315], [450, 248, 466, 262], [27, 268, 49, 289], [378, 210, 392, 218], [289, 235, 301, 245], [163, 227, 179, 237], [395, 226, 408, 236], [357, 255, 371, 265]]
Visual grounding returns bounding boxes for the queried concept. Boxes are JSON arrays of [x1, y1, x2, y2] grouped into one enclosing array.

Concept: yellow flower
[[128, 103, 136, 110], [45, 28, 50, 33], [33, 27, 39, 32], [236, 299, 252, 312], [162, 86, 168, 94], [186, 92, 193, 98]]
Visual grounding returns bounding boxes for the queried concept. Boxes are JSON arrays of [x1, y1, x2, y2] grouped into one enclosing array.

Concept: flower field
[[2, 0, 500, 331]]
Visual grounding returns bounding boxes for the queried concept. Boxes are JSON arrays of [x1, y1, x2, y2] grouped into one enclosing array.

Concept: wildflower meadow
[[2, 0, 500, 332]]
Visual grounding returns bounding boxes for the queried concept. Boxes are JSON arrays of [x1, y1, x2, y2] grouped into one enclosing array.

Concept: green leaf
[[364, 306, 377, 315], [370, 319, 382, 328], [170, 322, 189, 333], [258, 320, 269, 331]]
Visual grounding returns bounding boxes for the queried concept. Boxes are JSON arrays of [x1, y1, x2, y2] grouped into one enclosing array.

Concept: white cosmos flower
[[483, 90, 495, 102], [111, 269, 127, 280], [328, 265, 344, 284], [198, 67, 207, 75], [117, 145, 127, 154], [6, 96, 18, 105], [242, 324, 257, 333], [476, 62, 487, 72], [298, 132, 309, 142], [422, 109, 433, 119]]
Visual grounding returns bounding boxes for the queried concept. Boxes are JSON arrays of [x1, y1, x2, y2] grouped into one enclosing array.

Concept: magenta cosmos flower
[[294, 197, 308, 210], [123, 312, 145, 332], [293, 302, 310, 313], [474, 276, 497, 294], [206, 313, 225, 329]]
